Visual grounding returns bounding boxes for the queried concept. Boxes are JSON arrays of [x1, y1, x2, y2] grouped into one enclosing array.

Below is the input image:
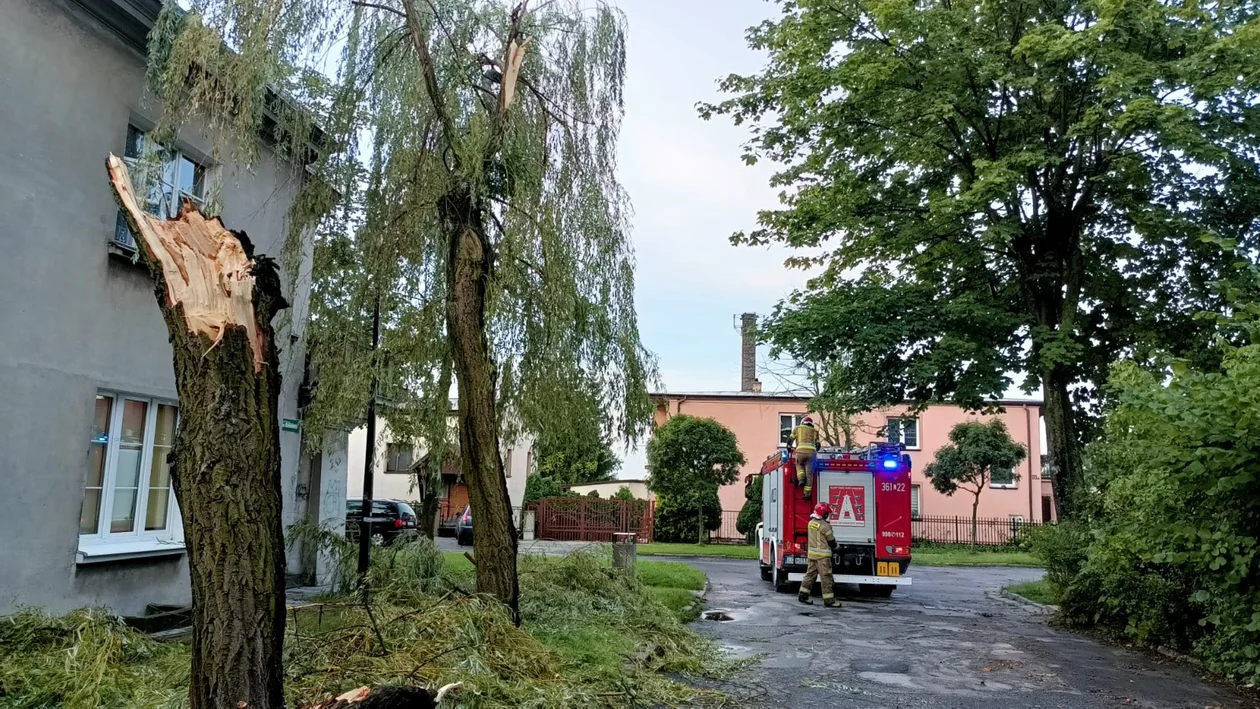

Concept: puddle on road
[[702, 610, 734, 622]]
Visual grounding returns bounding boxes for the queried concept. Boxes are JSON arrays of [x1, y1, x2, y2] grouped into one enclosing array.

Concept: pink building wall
[[652, 393, 1053, 523]]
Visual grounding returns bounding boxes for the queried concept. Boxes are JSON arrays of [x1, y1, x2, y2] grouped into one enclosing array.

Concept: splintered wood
[[106, 154, 266, 371]]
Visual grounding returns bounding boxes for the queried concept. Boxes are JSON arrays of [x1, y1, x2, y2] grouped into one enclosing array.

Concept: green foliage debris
[[0, 539, 731, 708]]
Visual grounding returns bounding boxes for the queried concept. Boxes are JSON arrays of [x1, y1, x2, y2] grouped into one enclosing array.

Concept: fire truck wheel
[[772, 565, 794, 593], [859, 584, 895, 598]]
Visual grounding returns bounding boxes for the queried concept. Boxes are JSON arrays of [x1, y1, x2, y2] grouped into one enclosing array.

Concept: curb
[[998, 588, 1059, 613]]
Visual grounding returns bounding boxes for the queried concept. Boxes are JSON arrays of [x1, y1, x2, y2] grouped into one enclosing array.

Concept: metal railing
[[912, 514, 1046, 546]]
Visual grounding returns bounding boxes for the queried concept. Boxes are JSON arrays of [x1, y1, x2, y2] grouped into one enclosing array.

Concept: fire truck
[[755, 443, 913, 597]]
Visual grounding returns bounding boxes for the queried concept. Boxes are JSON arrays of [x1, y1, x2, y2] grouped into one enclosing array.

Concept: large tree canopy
[[702, 0, 1260, 516], [147, 0, 657, 621]]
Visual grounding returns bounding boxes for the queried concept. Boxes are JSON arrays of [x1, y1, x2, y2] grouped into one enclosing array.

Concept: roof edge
[[650, 391, 1044, 407]]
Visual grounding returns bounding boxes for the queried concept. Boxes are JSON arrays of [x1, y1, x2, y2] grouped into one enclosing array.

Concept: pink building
[[651, 393, 1052, 523], [648, 314, 1055, 524]]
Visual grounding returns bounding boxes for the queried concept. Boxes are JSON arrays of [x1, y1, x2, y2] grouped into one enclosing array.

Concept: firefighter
[[799, 502, 840, 608], [792, 415, 819, 499]]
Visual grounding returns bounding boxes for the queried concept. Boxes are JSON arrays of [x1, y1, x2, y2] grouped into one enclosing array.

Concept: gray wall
[[0, 0, 319, 615]]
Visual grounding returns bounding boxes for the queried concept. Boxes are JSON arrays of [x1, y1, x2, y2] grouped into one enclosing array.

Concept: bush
[[735, 477, 762, 544], [654, 493, 722, 544], [1040, 350, 1260, 681], [523, 474, 577, 503]]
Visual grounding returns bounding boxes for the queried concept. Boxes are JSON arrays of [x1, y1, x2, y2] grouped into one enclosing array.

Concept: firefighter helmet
[[802, 415, 815, 426], [813, 502, 831, 518]]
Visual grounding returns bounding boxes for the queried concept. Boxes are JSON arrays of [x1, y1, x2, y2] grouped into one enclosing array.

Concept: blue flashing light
[[881, 457, 899, 470]]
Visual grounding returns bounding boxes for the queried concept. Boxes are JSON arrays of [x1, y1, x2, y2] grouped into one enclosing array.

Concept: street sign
[[282, 418, 300, 433]]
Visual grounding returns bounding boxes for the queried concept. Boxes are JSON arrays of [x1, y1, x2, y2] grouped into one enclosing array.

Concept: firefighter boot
[[824, 598, 841, 609], [803, 485, 812, 500], [797, 591, 813, 605]]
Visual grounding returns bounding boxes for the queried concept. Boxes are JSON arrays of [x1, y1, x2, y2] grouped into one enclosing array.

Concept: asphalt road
[[685, 558, 1254, 709]]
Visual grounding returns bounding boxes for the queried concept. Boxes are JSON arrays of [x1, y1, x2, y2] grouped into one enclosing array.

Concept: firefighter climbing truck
[[756, 443, 913, 597]]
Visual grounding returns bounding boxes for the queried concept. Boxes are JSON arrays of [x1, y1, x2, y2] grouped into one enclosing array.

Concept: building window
[[81, 393, 179, 542], [779, 414, 805, 447], [385, 443, 414, 474], [990, 467, 1017, 489], [886, 417, 919, 449], [113, 124, 208, 251], [911, 484, 921, 519], [1042, 495, 1054, 521], [505, 449, 513, 478]]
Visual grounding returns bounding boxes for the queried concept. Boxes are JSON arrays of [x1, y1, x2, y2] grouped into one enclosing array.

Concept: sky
[[610, 0, 799, 477]]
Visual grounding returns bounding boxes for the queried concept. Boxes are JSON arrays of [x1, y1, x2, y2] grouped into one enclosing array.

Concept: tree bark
[[441, 190, 520, 623], [1043, 368, 1082, 519], [107, 156, 287, 709], [971, 490, 980, 546]]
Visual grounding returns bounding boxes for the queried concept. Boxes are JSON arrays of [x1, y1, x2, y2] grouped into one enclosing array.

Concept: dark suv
[[345, 499, 418, 546]]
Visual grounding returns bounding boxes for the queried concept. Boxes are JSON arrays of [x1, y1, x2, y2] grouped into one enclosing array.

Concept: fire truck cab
[[755, 443, 913, 597]]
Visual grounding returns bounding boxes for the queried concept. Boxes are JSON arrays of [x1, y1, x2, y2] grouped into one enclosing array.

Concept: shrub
[[653, 493, 722, 544], [735, 477, 762, 544], [1042, 350, 1260, 681]]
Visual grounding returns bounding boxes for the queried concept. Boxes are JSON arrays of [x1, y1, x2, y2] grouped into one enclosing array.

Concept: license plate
[[876, 561, 900, 577]]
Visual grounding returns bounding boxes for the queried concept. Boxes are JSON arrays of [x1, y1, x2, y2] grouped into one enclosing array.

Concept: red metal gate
[[535, 497, 654, 543]]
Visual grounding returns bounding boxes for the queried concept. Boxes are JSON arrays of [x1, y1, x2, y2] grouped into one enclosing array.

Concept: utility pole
[[357, 294, 381, 580]]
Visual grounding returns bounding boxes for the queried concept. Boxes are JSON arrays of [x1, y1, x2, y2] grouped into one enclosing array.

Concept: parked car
[[345, 498, 418, 546], [455, 505, 473, 546]]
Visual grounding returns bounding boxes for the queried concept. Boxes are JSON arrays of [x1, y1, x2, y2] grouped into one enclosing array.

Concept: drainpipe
[[1025, 405, 1035, 520]]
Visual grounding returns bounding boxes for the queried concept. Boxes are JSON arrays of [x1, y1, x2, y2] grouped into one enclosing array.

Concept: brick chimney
[[740, 313, 761, 393]]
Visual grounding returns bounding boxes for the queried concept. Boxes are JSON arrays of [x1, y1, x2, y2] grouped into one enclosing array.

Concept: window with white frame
[[80, 393, 179, 545], [886, 417, 919, 449], [113, 124, 208, 251], [911, 484, 921, 519], [990, 467, 1017, 488], [779, 414, 805, 447], [385, 443, 414, 473]]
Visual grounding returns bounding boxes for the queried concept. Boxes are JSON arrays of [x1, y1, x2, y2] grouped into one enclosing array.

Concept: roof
[[70, 0, 324, 159], [651, 391, 1044, 407], [568, 479, 647, 487], [70, 0, 161, 54]]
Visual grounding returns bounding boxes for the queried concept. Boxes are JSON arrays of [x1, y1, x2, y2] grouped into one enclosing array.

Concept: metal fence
[[912, 515, 1045, 546], [711, 510, 747, 544], [535, 497, 655, 543]]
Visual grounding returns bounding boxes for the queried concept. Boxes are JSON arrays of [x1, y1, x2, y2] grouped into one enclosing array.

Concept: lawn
[[633, 542, 1042, 567], [912, 545, 1042, 567], [1004, 579, 1057, 605], [636, 543, 759, 559], [0, 546, 728, 708]]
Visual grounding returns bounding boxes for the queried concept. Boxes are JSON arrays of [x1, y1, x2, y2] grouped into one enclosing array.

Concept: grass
[[0, 535, 731, 709], [635, 541, 1043, 567], [1004, 579, 1057, 606], [637, 543, 759, 560], [912, 545, 1042, 568]]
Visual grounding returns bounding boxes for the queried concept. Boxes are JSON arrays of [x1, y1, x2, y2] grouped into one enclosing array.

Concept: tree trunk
[[441, 190, 520, 623], [107, 156, 287, 709], [417, 469, 439, 540], [971, 491, 980, 546], [1043, 367, 1082, 519]]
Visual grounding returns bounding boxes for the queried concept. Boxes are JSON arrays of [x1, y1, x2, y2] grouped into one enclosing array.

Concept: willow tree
[[146, 0, 653, 626]]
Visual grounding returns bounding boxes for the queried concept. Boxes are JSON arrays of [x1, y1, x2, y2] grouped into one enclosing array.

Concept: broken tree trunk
[[440, 190, 521, 624], [106, 155, 288, 709]]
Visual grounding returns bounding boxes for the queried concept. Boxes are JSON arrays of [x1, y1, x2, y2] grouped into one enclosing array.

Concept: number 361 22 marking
[[880, 482, 907, 492]]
